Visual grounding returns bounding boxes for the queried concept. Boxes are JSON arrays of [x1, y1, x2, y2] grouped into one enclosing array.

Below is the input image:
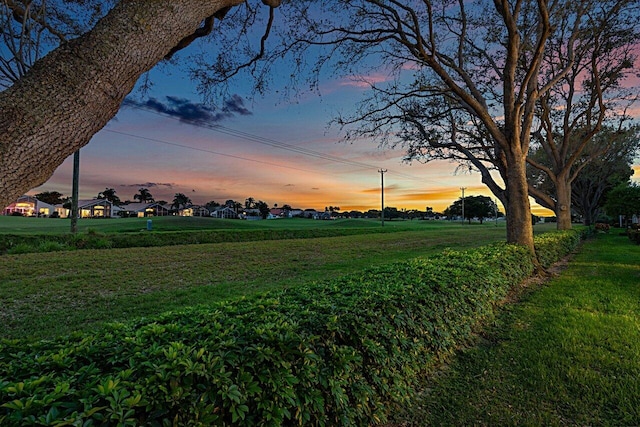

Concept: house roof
[[121, 202, 169, 212], [76, 199, 113, 208]]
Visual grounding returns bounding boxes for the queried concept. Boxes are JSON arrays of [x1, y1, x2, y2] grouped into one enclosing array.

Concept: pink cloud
[[336, 73, 391, 89]]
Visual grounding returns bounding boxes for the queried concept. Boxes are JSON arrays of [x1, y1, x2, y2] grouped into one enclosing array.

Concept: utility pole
[[379, 169, 387, 227], [460, 187, 466, 225], [70, 150, 80, 233]]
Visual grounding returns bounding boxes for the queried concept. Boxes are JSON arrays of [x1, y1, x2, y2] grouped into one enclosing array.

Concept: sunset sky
[[30, 65, 524, 214], [27, 6, 639, 216]]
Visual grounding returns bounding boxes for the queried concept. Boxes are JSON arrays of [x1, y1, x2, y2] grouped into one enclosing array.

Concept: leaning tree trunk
[[0, 0, 244, 210], [555, 175, 573, 230]]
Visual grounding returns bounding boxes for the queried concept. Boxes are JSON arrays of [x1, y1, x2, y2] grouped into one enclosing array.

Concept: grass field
[[0, 215, 444, 234], [2, 216, 638, 425], [1, 217, 546, 340], [399, 232, 640, 425]]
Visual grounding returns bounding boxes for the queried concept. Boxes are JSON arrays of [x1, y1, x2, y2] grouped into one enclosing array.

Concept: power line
[[104, 129, 324, 175], [122, 103, 441, 184]]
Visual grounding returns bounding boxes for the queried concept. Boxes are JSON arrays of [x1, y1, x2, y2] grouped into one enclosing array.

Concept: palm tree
[[97, 188, 122, 206], [133, 188, 154, 204], [244, 197, 255, 209], [171, 193, 192, 210]]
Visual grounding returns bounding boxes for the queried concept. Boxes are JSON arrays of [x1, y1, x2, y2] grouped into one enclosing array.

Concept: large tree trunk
[[555, 176, 573, 230], [0, 0, 244, 209], [504, 147, 535, 253]]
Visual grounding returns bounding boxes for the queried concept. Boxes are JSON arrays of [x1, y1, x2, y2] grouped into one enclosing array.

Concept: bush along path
[[0, 230, 585, 426], [406, 232, 640, 426]]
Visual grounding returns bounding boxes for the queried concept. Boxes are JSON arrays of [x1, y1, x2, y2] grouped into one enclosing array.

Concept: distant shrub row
[[0, 228, 396, 255], [0, 229, 586, 426]]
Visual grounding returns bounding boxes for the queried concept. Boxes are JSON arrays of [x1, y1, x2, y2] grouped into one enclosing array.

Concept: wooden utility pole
[[379, 169, 387, 226], [70, 150, 80, 233], [460, 187, 466, 225]]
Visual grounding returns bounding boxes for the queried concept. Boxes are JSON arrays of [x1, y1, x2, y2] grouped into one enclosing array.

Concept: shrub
[[628, 229, 640, 245], [6, 243, 35, 255], [36, 240, 69, 253], [0, 230, 584, 426], [534, 227, 587, 268]]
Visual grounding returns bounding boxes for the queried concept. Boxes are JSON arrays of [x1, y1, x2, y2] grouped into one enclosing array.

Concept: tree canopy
[[97, 188, 122, 206], [172, 193, 192, 210], [133, 188, 155, 204], [445, 195, 497, 224], [33, 190, 66, 205], [604, 183, 640, 225]]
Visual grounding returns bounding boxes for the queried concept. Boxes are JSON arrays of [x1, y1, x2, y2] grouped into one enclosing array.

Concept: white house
[[211, 206, 239, 219], [2, 195, 56, 217], [120, 202, 170, 217], [56, 199, 114, 218]]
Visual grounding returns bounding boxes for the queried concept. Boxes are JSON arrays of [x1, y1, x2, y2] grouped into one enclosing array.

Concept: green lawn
[[401, 232, 640, 425], [0, 215, 443, 235], [1, 220, 534, 341], [2, 217, 637, 425]]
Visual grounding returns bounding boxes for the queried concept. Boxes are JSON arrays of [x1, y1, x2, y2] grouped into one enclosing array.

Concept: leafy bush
[[534, 228, 588, 268], [6, 243, 35, 255], [0, 230, 584, 426], [36, 241, 69, 253]]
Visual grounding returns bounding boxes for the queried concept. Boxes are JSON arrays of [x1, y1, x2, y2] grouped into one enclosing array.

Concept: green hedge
[[0, 230, 584, 426]]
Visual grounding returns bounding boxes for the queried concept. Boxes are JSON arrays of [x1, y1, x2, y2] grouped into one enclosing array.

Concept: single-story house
[[288, 209, 304, 218], [211, 206, 239, 219], [179, 205, 210, 217], [314, 211, 332, 220], [53, 199, 114, 218], [120, 202, 171, 217], [268, 208, 286, 219], [2, 195, 56, 217]]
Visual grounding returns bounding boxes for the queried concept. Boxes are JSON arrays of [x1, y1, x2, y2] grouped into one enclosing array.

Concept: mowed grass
[[403, 232, 640, 426], [1, 219, 540, 341], [0, 215, 435, 235]]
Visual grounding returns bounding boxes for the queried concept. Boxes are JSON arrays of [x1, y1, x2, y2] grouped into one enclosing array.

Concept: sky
[[26, 5, 639, 216], [29, 61, 523, 214]]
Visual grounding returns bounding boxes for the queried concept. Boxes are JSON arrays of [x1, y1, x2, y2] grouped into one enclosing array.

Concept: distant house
[[303, 209, 318, 219], [268, 208, 286, 219], [288, 209, 304, 218], [121, 202, 170, 218], [2, 195, 56, 217], [54, 199, 114, 218], [314, 211, 332, 220], [211, 206, 239, 219], [180, 205, 210, 217], [242, 208, 262, 220]]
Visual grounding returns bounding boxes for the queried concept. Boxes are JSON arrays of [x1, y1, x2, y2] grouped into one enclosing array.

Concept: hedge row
[[0, 230, 585, 426], [0, 228, 395, 255]]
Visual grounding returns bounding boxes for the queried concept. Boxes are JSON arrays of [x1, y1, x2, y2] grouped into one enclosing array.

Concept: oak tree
[[207, 1, 638, 251], [0, 0, 273, 210]]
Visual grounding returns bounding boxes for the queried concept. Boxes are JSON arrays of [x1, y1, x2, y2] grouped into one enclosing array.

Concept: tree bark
[[504, 146, 535, 253], [0, 0, 244, 209], [554, 175, 573, 230]]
